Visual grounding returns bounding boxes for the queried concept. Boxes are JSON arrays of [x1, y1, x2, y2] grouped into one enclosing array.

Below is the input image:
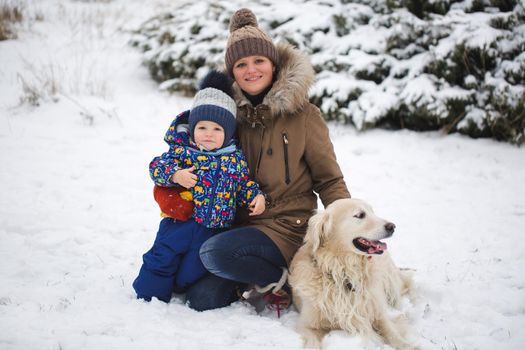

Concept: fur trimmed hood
[[232, 42, 315, 119]]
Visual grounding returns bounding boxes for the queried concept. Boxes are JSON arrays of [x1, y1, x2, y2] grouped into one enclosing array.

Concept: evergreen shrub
[[131, 0, 525, 145]]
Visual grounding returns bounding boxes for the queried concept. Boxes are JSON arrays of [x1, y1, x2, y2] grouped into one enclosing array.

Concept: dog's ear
[[304, 210, 331, 253]]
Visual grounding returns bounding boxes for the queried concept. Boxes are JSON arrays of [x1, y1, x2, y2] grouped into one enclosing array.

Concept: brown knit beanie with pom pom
[[225, 8, 278, 76]]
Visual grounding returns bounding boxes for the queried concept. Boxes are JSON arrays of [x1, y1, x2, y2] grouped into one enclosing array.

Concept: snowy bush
[[131, 0, 525, 145]]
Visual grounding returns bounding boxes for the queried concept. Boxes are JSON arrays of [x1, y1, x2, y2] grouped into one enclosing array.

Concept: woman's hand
[[249, 194, 266, 216], [171, 166, 197, 188]]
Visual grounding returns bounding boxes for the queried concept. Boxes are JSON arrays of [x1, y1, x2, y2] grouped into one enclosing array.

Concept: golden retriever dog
[[289, 198, 417, 349]]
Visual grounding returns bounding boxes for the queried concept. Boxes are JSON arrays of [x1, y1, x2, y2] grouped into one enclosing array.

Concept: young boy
[[133, 71, 265, 303]]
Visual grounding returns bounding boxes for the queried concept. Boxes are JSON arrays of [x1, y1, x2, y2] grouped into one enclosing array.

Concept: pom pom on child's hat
[[189, 70, 237, 148]]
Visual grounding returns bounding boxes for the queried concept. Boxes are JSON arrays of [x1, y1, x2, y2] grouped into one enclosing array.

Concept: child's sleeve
[[235, 150, 263, 208], [149, 111, 191, 187]]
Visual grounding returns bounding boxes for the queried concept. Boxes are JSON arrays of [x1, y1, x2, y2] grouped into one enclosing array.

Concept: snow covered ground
[[0, 1, 524, 349]]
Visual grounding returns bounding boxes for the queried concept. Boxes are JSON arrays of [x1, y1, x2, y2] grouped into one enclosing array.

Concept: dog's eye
[[354, 211, 366, 219]]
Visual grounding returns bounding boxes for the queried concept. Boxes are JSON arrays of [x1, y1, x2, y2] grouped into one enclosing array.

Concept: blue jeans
[[186, 226, 287, 311], [133, 218, 219, 302]]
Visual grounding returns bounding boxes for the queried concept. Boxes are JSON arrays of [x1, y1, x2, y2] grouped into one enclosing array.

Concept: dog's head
[[304, 198, 395, 256]]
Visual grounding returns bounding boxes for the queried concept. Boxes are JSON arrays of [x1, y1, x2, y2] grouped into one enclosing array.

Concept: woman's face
[[232, 55, 274, 96]]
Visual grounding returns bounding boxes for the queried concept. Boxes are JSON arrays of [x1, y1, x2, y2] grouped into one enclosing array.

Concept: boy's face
[[193, 120, 225, 151]]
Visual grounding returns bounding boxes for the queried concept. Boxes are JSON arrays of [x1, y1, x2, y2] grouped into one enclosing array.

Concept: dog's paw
[[400, 344, 420, 350], [389, 338, 420, 350], [303, 336, 322, 349], [301, 330, 324, 349]]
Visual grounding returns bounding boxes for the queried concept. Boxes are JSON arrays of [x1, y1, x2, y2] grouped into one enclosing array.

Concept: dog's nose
[[385, 222, 395, 236]]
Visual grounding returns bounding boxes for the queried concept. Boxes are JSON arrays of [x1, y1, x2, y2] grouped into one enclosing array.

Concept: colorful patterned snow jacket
[[149, 112, 262, 229]]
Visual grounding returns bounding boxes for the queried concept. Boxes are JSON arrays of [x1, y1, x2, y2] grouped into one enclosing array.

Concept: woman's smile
[[245, 75, 261, 81]]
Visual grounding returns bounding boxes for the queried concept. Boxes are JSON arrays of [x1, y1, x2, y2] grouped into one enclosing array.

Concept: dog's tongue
[[368, 240, 387, 254], [356, 238, 388, 255]]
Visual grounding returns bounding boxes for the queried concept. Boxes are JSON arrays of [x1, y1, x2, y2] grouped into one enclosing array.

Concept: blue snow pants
[[185, 226, 287, 311], [132, 218, 219, 303]]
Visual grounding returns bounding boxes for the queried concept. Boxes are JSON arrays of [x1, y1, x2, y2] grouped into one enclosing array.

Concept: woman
[[185, 8, 351, 311]]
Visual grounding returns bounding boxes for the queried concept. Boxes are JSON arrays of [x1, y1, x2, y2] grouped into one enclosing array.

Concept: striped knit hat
[[225, 8, 278, 76], [189, 71, 237, 148]]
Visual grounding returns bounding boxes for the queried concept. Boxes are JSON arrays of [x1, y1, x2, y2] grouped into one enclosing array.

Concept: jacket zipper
[[282, 132, 290, 185], [256, 128, 264, 175]]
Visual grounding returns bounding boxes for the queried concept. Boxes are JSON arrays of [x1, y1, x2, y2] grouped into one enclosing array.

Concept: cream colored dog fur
[[289, 198, 417, 349]]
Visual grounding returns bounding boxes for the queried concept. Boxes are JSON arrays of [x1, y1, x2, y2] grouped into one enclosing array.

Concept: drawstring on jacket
[[242, 267, 290, 318], [254, 267, 288, 294]]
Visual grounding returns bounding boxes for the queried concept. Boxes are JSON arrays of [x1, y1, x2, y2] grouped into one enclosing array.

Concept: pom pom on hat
[[199, 70, 234, 97], [189, 70, 237, 148], [229, 8, 258, 33], [225, 8, 278, 76]]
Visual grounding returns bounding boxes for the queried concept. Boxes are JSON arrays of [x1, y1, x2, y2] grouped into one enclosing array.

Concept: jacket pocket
[[274, 215, 309, 234], [282, 132, 290, 185]]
